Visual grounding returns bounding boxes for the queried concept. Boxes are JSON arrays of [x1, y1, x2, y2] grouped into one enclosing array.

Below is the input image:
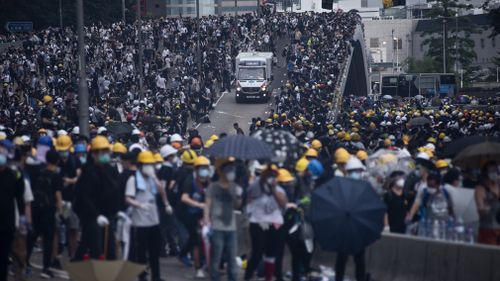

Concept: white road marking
[[213, 91, 227, 107]]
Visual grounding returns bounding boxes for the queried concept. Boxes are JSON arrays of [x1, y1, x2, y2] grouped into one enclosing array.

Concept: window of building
[[186, 7, 195, 14], [480, 38, 484, 49], [370, 38, 380, 48], [361, 0, 368, 7], [393, 38, 402, 50], [492, 37, 496, 48]]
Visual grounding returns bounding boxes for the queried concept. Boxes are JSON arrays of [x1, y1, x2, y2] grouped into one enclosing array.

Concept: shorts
[[67, 209, 80, 230]]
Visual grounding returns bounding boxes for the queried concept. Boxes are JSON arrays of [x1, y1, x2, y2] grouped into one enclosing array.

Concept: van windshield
[[238, 68, 265, 80]]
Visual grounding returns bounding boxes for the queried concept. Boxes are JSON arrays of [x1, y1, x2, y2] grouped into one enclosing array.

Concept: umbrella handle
[[103, 225, 109, 260]]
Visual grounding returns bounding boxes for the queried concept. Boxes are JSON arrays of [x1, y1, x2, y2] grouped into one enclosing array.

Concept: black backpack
[[32, 168, 56, 210]]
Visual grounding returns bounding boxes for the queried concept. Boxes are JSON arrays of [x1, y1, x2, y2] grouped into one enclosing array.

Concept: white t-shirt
[[15, 177, 34, 228], [246, 181, 285, 225], [125, 176, 160, 227]]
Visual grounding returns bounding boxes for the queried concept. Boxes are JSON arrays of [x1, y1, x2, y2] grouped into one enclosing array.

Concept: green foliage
[[419, 0, 479, 73], [0, 0, 132, 31], [407, 57, 440, 73], [488, 7, 500, 38]]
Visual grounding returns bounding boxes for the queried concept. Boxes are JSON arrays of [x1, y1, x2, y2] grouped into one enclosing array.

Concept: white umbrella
[[444, 186, 479, 224], [382, 95, 392, 100], [414, 95, 424, 100]]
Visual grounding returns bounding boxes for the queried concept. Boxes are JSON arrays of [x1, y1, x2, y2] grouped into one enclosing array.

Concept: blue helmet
[[37, 136, 53, 147], [74, 144, 87, 154], [0, 139, 14, 150], [307, 159, 324, 178]]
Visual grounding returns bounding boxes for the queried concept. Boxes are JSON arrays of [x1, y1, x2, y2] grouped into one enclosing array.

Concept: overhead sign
[[4, 21, 33, 33]]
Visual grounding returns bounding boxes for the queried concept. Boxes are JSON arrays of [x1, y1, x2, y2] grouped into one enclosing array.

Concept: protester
[[475, 161, 500, 245]]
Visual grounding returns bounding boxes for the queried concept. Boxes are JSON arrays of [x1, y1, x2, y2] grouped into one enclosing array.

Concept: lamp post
[[77, 0, 89, 139], [59, 0, 63, 29], [391, 29, 395, 73], [137, 0, 144, 99]]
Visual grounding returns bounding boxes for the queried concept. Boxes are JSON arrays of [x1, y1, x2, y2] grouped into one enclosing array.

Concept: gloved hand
[[165, 204, 173, 215], [97, 215, 109, 226]]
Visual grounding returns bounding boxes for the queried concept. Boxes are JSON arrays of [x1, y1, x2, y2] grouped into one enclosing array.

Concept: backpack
[[32, 169, 56, 210], [420, 188, 452, 219]]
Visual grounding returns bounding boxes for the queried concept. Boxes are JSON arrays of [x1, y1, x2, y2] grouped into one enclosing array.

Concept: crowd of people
[[1, 7, 500, 281]]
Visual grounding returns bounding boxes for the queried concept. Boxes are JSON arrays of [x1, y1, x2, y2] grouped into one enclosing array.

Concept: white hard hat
[[57, 129, 68, 136], [416, 152, 430, 160], [131, 129, 141, 135], [71, 126, 80, 135], [160, 144, 178, 158], [170, 133, 183, 142], [97, 127, 107, 134], [345, 156, 366, 171], [424, 143, 435, 151]]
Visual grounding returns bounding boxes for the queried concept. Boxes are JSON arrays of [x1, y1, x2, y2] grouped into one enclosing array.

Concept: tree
[[420, 0, 480, 73], [407, 57, 440, 73]]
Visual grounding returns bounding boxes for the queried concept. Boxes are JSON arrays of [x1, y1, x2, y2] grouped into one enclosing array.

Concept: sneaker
[[40, 269, 54, 279], [50, 258, 63, 270], [195, 269, 205, 279]]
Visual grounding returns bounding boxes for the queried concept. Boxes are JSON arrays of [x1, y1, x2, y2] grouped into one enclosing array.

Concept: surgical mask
[[59, 151, 69, 158], [142, 165, 156, 177], [79, 156, 87, 165], [396, 178, 405, 188], [427, 188, 437, 194], [266, 177, 276, 185], [225, 171, 236, 182], [415, 169, 421, 177], [349, 172, 362, 180], [98, 153, 111, 164], [488, 172, 498, 181], [155, 164, 162, 170], [198, 168, 210, 178], [0, 154, 7, 166]]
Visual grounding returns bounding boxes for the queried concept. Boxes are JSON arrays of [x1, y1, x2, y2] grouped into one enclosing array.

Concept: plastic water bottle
[[418, 218, 427, 237], [466, 227, 475, 244], [60, 223, 67, 246], [455, 217, 465, 242], [439, 220, 446, 240], [446, 218, 455, 241], [432, 220, 440, 239]]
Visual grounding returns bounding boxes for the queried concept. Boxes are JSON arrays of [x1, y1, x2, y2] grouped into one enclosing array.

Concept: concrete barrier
[[311, 233, 500, 281]]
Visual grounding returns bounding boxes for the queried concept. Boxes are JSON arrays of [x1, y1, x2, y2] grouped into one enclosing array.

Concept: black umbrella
[[310, 177, 386, 254], [442, 136, 500, 158], [409, 117, 431, 126], [251, 129, 303, 168], [453, 141, 500, 169], [107, 122, 134, 135], [204, 135, 273, 160]]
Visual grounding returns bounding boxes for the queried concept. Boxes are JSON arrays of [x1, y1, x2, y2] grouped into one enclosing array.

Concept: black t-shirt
[[32, 168, 63, 211], [179, 175, 206, 219], [60, 157, 78, 202], [40, 107, 53, 128], [384, 190, 410, 234]]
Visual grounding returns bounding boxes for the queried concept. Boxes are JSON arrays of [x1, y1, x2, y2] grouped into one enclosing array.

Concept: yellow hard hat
[[55, 135, 73, 151], [337, 131, 345, 139], [351, 133, 360, 142], [438, 132, 446, 140], [209, 134, 219, 141], [305, 148, 318, 158], [90, 136, 111, 151], [384, 138, 392, 147], [154, 153, 164, 163], [435, 159, 449, 169], [356, 150, 368, 161], [277, 168, 295, 183], [13, 137, 25, 146], [335, 148, 350, 164], [112, 142, 127, 154], [138, 151, 156, 164], [266, 118, 273, 124], [43, 95, 53, 103], [344, 134, 351, 141], [204, 139, 215, 148], [38, 128, 47, 134], [311, 139, 322, 150], [402, 134, 410, 145], [181, 149, 198, 164], [295, 158, 310, 172], [194, 156, 211, 167], [427, 137, 437, 144]]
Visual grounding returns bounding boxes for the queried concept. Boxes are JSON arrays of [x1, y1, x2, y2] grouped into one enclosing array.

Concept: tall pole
[[196, 0, 202, 81], [137, 0, 144, 99], [391, 29, 395, 73], [122, 0, 126, 23], [442, 18, 447, 73], [77, 0, 89, 139], [59, 0, 63, 29]]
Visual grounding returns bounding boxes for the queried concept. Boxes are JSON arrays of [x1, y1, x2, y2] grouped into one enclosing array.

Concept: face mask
[[225, 171, 236, 182], [266, 177, 276, 186], [396, 178, 405, 188], [488, 172, 498, 181], [349, 172, 362, 180], [415, 169, 421, 177], [155, 164, 162, 170], [79, 156, 87, 165], [0, 154, 7, 166], [427, 188, 437, 194], [198, 168, 210, 178], [98, 153, 111, 164], [142, 165, 156, 177], [59, 151, 69, 158]]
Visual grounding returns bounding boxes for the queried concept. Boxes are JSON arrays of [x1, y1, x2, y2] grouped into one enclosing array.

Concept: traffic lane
[[196, 90, 274, 140]]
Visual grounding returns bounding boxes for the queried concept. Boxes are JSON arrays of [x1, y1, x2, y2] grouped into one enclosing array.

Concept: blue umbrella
[[310, 177, 386, 254], [204, 135, 273, 160]]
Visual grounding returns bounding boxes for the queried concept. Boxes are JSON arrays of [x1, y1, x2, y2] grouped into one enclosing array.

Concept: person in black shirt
[[40, 95, 55, 130], [384, 176, 410, 234], [27, 149, 63, 279], [0, 141, 25, 281]]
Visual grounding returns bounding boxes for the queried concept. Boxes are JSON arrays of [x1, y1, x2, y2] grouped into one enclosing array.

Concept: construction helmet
[[137, 151, 156, 164], [160, 144, 177, 158], [435, 159, 449, 169], [90, 136, 110, 151], [43, 95, 53, 103], [356, 150, 368, 161], [181, 149, 198, 164], [311, 139, 322, 150], [154, 153, 164, 163], [295, 158, 310, 173], [55, 135, 72, 151], [112, 142, 127, 154], [335, 148, 350, 164], [277, 168, 295, 183], [194, 156, 211, 167], [305, 148, 318, 158]]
